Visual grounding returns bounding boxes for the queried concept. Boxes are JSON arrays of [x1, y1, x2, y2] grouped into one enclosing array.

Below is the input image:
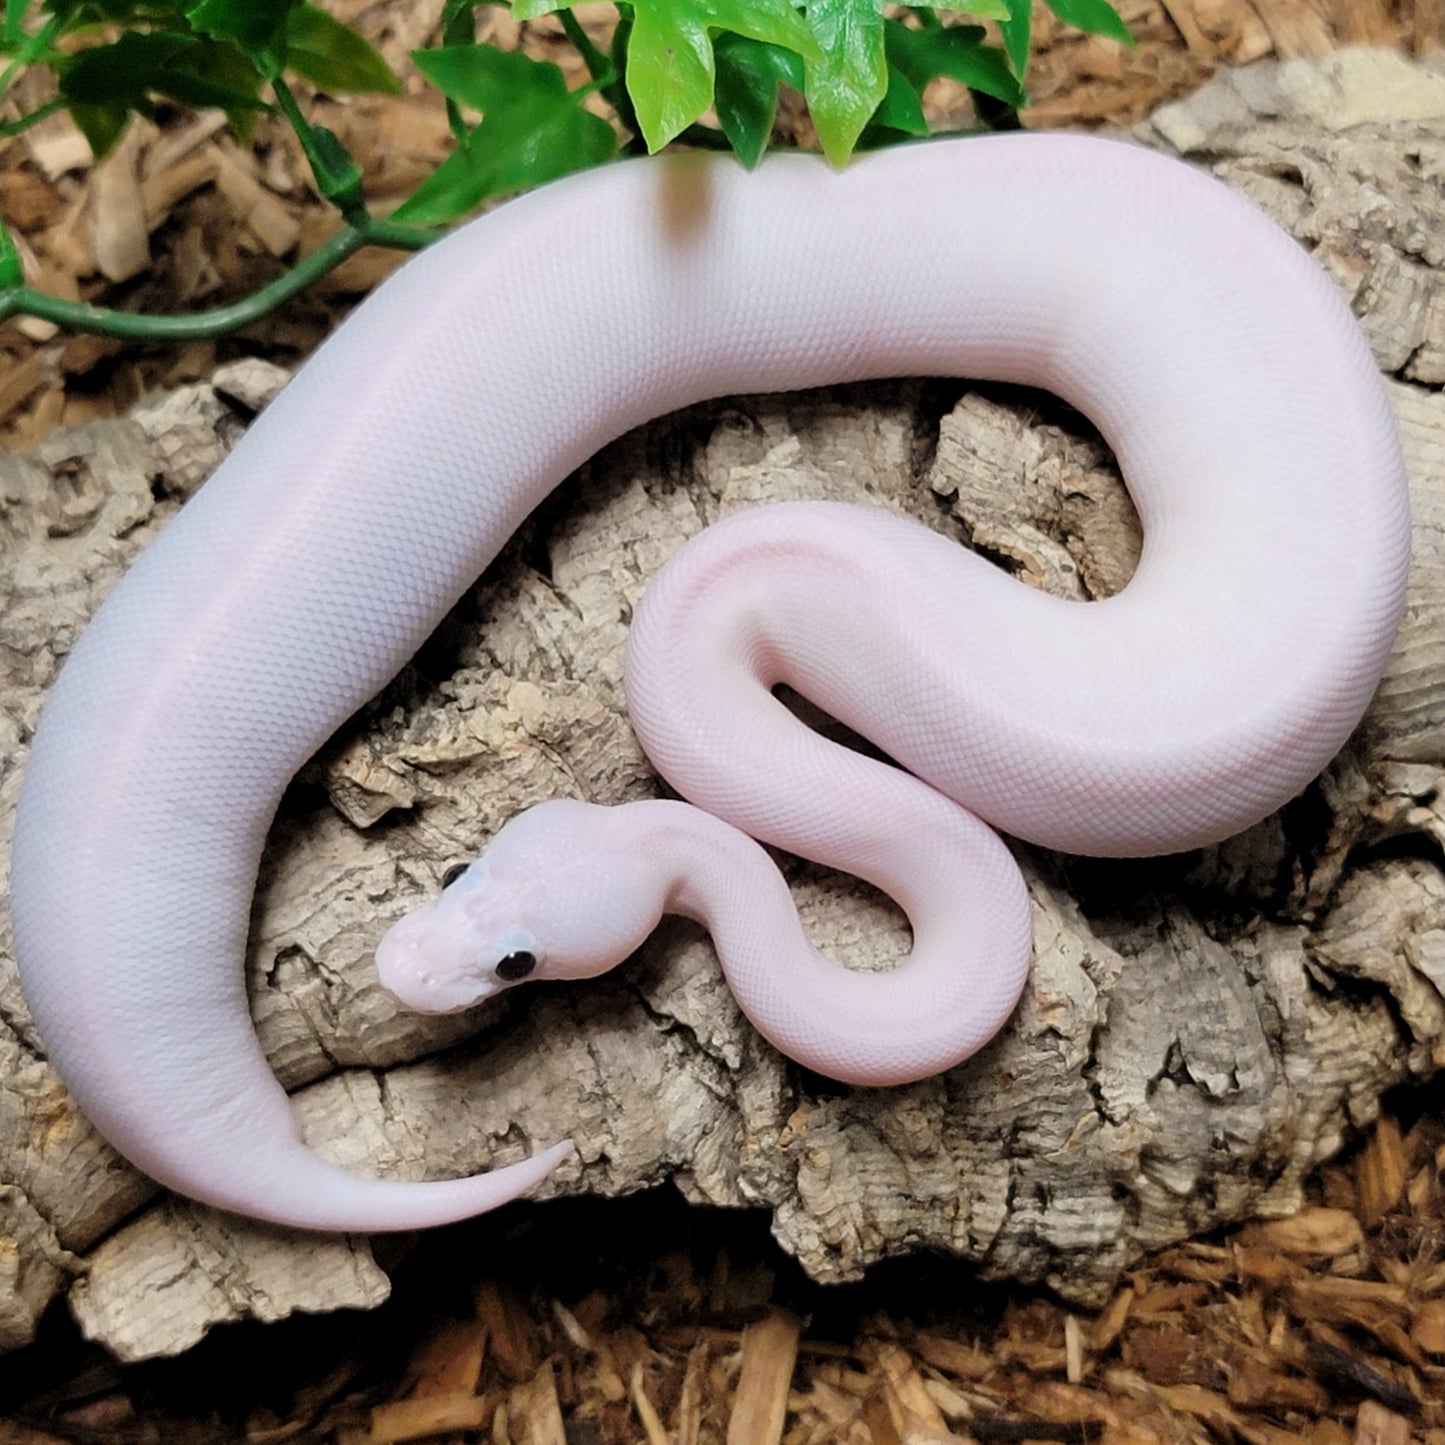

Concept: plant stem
[[364, 214, 443, 249], [268, 71, 309, 134], [558, 9, 609, 80], [0, 220, 435, 341], [441, 0, 475, 145], [3, 0, 25, 47], [0, 8, 59, 99], [269, 73, 370, 226], [0, 94, 60, 138], [605, 8, 639, 145]]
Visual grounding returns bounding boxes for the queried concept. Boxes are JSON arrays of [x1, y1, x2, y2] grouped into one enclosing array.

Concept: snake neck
[[621, 797, 799, 941], [614, 796, 1031, 1087]]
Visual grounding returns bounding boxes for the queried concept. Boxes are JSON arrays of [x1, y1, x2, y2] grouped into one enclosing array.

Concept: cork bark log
[[2, 49, 1444, 1362]]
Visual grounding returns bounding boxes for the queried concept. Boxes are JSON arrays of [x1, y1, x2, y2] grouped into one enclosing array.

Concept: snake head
[[374, 799, 660, 1015]]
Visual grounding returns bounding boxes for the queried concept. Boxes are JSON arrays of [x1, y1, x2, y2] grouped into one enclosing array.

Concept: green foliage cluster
[[0, 0, 1129, 333]]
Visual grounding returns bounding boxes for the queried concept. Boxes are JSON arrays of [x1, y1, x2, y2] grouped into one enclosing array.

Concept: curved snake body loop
[[10, 135, 1411, 1230]]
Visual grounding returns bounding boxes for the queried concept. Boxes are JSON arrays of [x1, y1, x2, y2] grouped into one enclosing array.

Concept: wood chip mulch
[[0, 0, 1440, 457], [4, 1095, 1445, 1443]]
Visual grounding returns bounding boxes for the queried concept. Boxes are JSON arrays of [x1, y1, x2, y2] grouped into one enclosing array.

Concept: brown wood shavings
[[2, 1105, 1443, 1443], [0, 0, 1440, 452]]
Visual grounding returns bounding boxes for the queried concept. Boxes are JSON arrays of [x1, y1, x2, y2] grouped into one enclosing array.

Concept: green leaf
[[44, 0, 205, 24], [5, 0, 28, 46], [515, 0, 815, 153], [922, 0, 1010, 18], [1044, 0, 1133, 45], [157, 42, 267, 110], [0, 98, 65, 139], [183, 0, 292, 63], [0, 220, 22, 289], [867, 61, 926, 136], [387, 141, 481, 224], [285, 3, 400, 94], [606, 6, 638, 134], [712, 33, 800, 167], [413, 40, 561, 110], [437, 0, 477, 139], [389, 103, 615, 224], [627, 0, 816, 153], [997, 0, 1030, 75], [803, 0, 885, 167], [58, 29, 190, 105], [170, 36, 266, 135], [305, 120, 363, 206], [41, 0, 147, 24], [441, 0, 475, 44], [883, 17, 1023, 107], [623, 1, 715, 151], [394, 43, 616, 224], [67, 99, 129, 156], [57, 29, 265, 116]]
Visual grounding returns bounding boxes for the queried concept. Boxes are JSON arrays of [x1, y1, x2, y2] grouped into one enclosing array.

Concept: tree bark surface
[[2, 49, 1443, 1361]]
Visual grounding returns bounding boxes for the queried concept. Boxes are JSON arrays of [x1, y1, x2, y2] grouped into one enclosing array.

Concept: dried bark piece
[[1336, 0, 1400, 45], [88, 125, 149, 284], [139, 151, 221, 232], [675, 1339, 709, 1445], [23, 107, 92, 181], [360, 1391, 494, 1445], [0, 1183, 76, 1355], [0, 346, 57, 426], [509, 1361, 568, 1445], [1248, 0, 1334, 56], [476, 1281, 543, 1384], [867, 1342, 956, 1440], [408, 1320, 488, 1396], [1355, 1118, 1410, 1227], [1354, 1401, 1413, 1445], [67, 1201, 390, 1360], [629, 1360, 670, 1445], [727, 1310, 801, 1445], [213, 147, 301, 258], [1248, 1207, 1365, 1257], [1410, 1298, 1445, 1356]]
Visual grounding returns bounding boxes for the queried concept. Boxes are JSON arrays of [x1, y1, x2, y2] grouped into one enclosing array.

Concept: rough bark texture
[[2, 49, 1444, 1362]]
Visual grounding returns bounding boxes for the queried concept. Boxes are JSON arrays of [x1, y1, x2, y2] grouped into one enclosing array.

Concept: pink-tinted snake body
[[10, 135, 1411, 1230]]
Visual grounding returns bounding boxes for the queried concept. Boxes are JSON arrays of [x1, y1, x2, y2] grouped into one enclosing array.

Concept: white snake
[[9, 134, 1411, 1231]]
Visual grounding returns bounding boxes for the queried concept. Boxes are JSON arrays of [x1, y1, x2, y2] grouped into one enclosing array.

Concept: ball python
[[10, 133, 1411, 1230]]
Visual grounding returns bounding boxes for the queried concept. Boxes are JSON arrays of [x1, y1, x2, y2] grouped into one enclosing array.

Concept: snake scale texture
[[10, 134, 1411, 1230]]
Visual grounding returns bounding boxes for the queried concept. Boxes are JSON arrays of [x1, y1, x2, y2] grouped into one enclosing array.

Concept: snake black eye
[[440, 863, 470, 890], [495, 950, 537, 982]]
